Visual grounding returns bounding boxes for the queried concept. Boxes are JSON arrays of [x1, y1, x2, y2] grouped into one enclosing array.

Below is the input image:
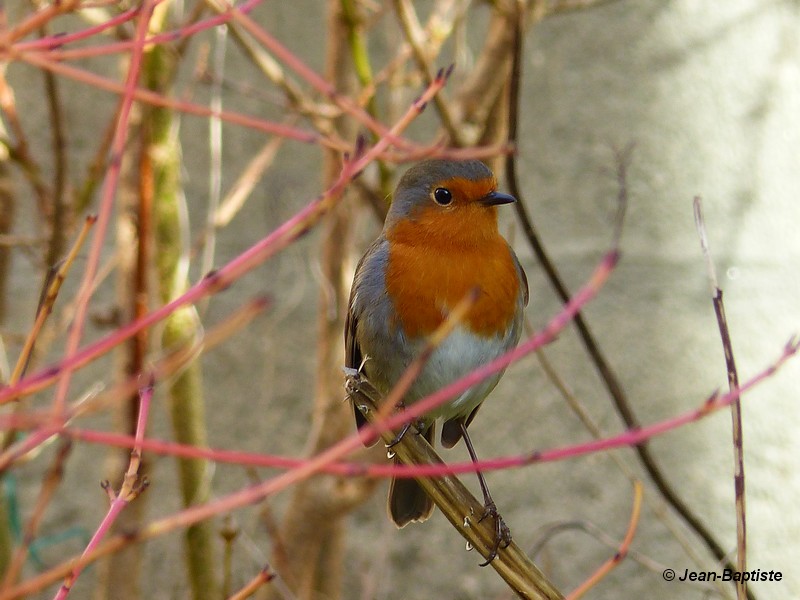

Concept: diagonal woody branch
[[346, 376, 563, 600]]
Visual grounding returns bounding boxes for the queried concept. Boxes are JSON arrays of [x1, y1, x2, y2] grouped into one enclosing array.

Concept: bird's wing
[[345, 238, 386, 441], [510, 244, 529, 307]]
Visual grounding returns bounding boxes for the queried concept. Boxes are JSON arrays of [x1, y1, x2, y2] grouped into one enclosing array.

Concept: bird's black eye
[[432, 187, 453, 206]]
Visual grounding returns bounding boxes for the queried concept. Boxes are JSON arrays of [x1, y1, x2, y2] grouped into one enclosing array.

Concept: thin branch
[[502, 8, 751, 592], [212, 130, 289, 227], [7, 215, 96, 389], [530, 519, 665, 574], [40, 24, 70, 269], [13, 52, 331, 148], [0, 440, 73, 591], [73, 103, 119, 214], [0, 0, 80, 46], [214, 0, 424, 152], [544, 0, 624, 17], [0, 215, 96, 474], [534, 344, 732, 598], [393, 0, 463, 145], [202, 0, 338, 137], [9, 0, 259, 55], [35, 336, 797, 481], [199, 20, 228, 280], [566, 481, 643, 600], [227, 565, 276, 600], [0, 293, 269, 475], [694, 197, 748, 600], [49, 0, 157, 422], [53, 377, 154, 599], [0, 68, 51, 220]]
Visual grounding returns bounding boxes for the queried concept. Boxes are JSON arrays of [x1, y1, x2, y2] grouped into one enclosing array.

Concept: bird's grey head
[[384, 159, 495, 229]]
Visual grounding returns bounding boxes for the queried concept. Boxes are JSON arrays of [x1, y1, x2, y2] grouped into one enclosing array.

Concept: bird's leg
[[344, 368, 424, 447], [384, 405, 411, 448], [385, 410, 426, 448], [459, 420, 511, 566]]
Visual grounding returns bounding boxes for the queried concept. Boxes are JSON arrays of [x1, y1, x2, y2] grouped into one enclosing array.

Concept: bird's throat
[[384, 228, 519, 339]]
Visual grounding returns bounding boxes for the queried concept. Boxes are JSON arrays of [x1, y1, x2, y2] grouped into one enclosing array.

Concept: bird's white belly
[[398, 326, 508, 422]]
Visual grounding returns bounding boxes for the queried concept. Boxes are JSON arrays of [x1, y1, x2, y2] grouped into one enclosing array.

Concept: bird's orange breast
[[385, 205, 520, 339]]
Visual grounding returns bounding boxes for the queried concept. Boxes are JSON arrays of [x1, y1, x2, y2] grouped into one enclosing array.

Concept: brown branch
[[0, 115, 12, 347], [455, 3, 517, 146], [40, 26, 70, 268], [0, 440, 72, 591], [228, 565, 276, 600], [544, 0, 624, 17], [0, 68, 51, 225], [260, 5, 378, 599], [393, 0, 463, 146], [347, 377, 563, 600], [5, 214, 95, 400], [203, 0, 338, 137], [694, 197, 748, 600]]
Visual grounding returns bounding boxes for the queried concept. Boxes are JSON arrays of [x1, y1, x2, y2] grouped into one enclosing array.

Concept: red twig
[[41, 336, 798, 480], [52, 377, 154, 600], [12, 0, 261, 53], [227, 565, 276, 600], [0, 0, 81, 46], [217, 0, 424, 151], [12, 6, 140, 52], [1, 336, 795, 600], [14, 52, 328, 147], [0, 78, 446, 508], [0, 294, 270, 472], [50, 0, 157, 420], [567, 481, 644, 599]]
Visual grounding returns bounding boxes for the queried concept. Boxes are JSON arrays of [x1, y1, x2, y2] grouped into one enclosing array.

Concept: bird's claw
[[384, 419, 412, 448], [384, 411, 425, 448], [477, 501, 512, 566]]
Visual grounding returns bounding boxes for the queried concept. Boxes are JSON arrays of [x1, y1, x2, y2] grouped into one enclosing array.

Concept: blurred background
[[1, 1, 798, 599]]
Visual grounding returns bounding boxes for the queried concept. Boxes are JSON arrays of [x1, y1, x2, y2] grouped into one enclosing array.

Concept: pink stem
[[50, 0, 156, 420], [53, 378, 155, 598]]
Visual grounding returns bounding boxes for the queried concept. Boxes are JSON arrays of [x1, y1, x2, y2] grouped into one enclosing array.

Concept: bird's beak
[[480, 191, 517, 206]]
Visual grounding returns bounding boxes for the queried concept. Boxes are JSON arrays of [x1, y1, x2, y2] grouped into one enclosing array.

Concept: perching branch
[[346, 375, 563, 600]]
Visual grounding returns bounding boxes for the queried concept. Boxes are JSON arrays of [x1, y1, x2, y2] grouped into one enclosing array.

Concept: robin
[[345, 158, 528, 558]]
